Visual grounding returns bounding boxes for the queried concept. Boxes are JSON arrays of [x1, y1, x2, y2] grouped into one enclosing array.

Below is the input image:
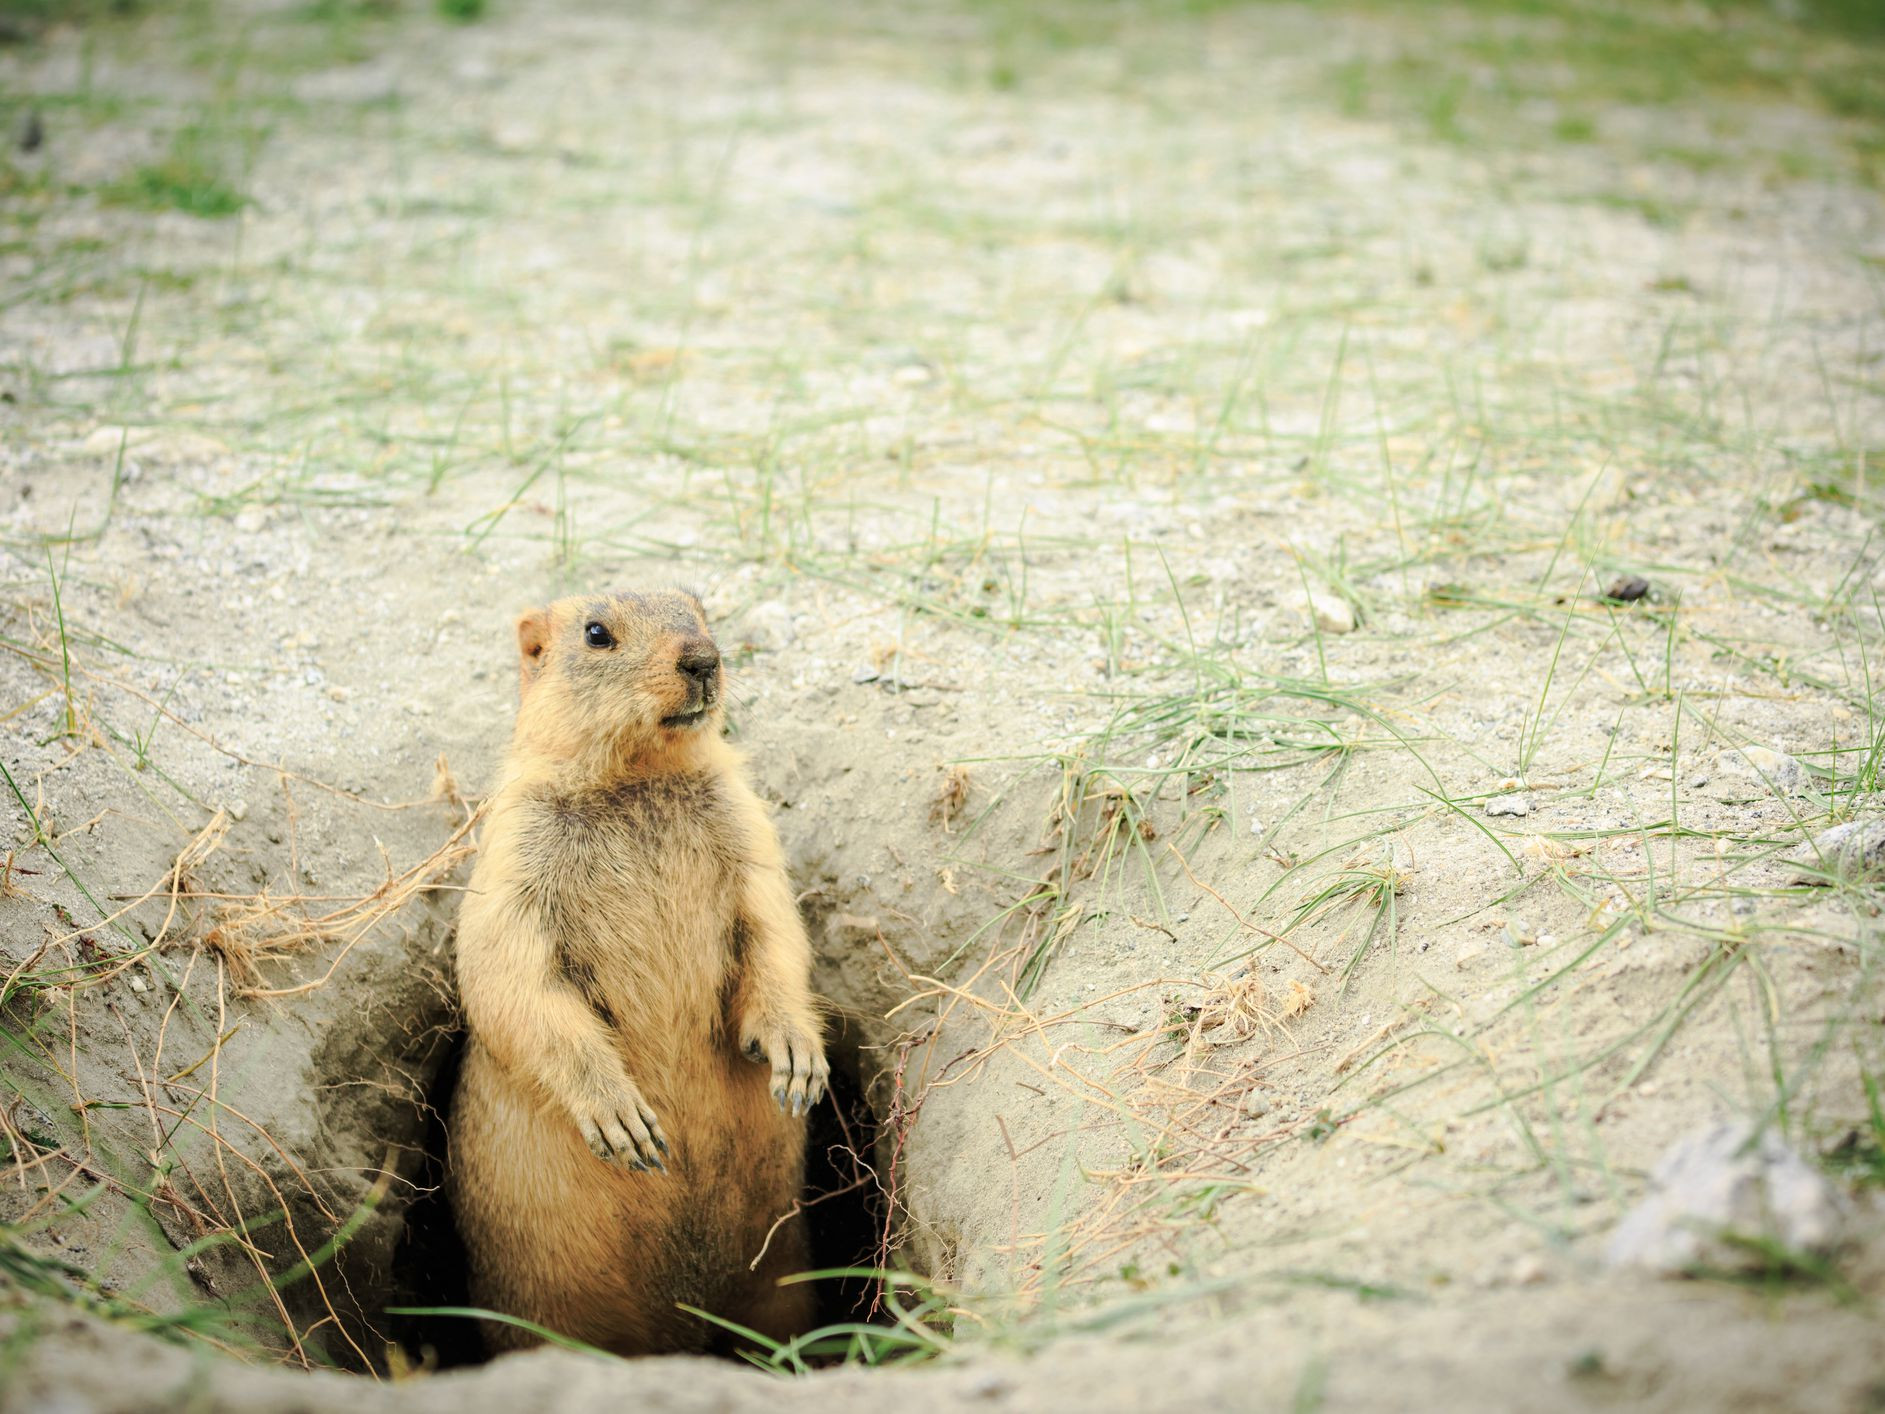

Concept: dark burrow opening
[[384, 1023, 895, 1372]]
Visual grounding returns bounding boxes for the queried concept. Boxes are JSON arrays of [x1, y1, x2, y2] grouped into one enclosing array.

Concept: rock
[[1484, 794, 1532, 817], [1602, 574, 1650, 603], [1307, 591, 1357, 634], [738, 600, 796, 653], [1786, 818, 1885, 885], [1604, 1120, 1846, 1274], [1710, 746, 1803, 801], [850, 664, 880, 685]]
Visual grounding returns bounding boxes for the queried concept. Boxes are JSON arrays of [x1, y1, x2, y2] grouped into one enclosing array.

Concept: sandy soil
[[0, 0, 1882, 1408]]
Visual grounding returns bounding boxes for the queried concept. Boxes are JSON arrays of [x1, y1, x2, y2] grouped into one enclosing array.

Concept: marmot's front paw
[[741, 1018, 829, 1116], [575, 1083, 669, 1171]]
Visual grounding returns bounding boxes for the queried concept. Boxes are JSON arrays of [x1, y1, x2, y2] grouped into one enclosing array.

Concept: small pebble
[[1307, 591, 1357, 634], [1485, 794, 1532, 817], [1602, 575, 1650, 603], [850, 665, 880, 685]]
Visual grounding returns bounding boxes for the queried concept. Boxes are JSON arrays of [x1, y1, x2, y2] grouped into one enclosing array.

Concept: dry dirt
[[1, 0, 1883, 1409]]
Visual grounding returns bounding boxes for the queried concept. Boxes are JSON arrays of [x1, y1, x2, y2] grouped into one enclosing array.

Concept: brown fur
[[446, 588, 828, 1358]]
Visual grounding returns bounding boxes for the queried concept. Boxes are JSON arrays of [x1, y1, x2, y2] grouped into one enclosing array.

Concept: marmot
[[446, 588, 829, 1357]]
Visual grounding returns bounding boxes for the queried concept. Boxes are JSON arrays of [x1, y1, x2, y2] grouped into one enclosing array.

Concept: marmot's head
[[512, 589, 724, 764]]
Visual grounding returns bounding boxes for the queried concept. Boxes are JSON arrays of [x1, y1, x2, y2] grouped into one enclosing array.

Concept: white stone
[[1307, 591, 1356, 634], [1604, 1120, 1846, 1274]]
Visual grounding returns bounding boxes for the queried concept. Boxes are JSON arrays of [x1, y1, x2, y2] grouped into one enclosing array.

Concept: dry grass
[[196, 801, 479, 998]]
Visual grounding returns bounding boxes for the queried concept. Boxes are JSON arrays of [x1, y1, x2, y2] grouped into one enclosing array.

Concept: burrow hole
[[385, 1020, 899, 1370]]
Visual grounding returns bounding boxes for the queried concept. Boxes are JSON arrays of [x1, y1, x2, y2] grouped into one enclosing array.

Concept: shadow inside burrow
[[382, 1022, 896, 1371], [382, 1027, 481, 1371]]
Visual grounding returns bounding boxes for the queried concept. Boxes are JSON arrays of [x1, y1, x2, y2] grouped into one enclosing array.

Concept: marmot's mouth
[[660, 708, 709, 730]]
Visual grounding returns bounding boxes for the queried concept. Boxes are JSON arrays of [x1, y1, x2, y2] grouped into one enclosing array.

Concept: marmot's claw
[[748, 1020, 830, 1118], [579, 1087, 669, 1170]]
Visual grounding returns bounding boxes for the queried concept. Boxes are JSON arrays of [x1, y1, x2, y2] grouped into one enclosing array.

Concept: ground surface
[[1, 0, 1884, 1409]]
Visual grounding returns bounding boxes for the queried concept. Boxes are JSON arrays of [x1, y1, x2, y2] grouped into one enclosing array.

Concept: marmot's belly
[[451, 1031, 803, 1348]]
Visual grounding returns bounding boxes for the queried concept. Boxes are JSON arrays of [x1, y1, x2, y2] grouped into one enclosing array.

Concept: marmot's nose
[[677, 640, 720, 684]]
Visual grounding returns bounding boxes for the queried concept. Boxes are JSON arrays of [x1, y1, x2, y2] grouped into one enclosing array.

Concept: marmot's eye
[[584, 622, 615, 649]]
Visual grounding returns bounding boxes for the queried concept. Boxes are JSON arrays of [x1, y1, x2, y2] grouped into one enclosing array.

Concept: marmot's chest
[[520, 773, 746, 961]]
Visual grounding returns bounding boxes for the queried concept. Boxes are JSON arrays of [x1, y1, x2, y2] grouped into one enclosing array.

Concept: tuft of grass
[[103, 127, 248, 219], [382, 1305, 620, 1358], [683, 1269, 955, 1373], [1823, 1065, 1885, 1189], [1689, 1232, 1861, 1305], [0, 1221, 239, 1346], [395, 1271, 955, 1374]]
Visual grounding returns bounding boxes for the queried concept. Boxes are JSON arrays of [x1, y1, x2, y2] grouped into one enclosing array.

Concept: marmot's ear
[[516, 609, 551, 698]]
